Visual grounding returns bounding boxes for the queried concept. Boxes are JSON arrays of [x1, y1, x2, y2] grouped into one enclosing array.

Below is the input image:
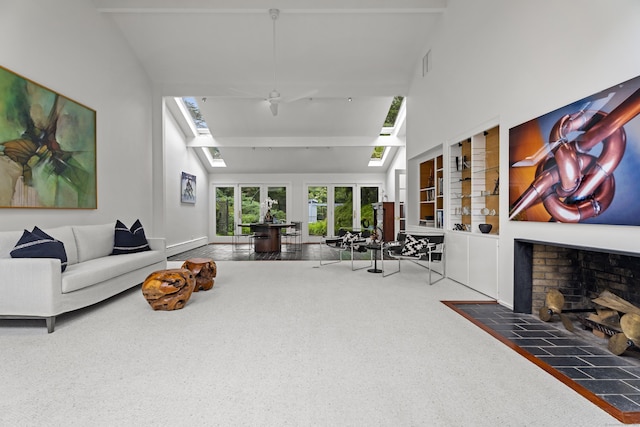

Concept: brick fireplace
[[514, 239, 640, 314]]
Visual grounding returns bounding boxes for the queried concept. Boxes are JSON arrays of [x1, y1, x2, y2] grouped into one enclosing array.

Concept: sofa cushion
[[112, 219, 150, 255], [73, 223, 114, 263], [10, 228, 68, 272], [42, 226, 79, 265], [0, 230, 25, 259], [61, 249, 165, 293]]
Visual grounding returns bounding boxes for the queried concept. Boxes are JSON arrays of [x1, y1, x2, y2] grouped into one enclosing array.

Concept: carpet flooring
[[0, 261, 628, 426]]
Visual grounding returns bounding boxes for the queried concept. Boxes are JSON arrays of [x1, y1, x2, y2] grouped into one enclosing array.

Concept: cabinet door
[[446, 232, 468, 285], [468, 236, 498, 298]]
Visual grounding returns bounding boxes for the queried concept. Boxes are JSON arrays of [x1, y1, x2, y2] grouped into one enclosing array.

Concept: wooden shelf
[[419, 154, 443, 228], [448, 127, 500, 234]]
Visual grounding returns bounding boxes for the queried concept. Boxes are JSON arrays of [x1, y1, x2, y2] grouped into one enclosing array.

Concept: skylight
[[370, 146, 385, 160], [176, 97, 227, 168], [181, 97, 208, 131], [383, 96, 404, 128], [202, 147, 226, 168], [369, 96, 405, 166]]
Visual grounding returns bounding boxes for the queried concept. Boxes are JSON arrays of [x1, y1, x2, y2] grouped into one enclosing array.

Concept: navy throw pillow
[[10, 227, 68, 272], [112, 219, 150, 255]]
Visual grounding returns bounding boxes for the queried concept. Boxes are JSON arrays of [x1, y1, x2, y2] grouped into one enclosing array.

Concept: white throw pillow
[[73, 223, 114, 263]]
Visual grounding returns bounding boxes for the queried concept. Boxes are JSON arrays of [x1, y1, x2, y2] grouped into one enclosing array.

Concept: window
[[215, 187, 235, 236], [181, 97, 208, 131], [308, 186, 327, 236], [268, 186, 287, 221], [360, 187, 378, 228], [369, 96, 404, 167], [241, 186, 261, 231], [178, 97, 227, 168], [383, 96, 404, 128], [370, 146, 386, 161]]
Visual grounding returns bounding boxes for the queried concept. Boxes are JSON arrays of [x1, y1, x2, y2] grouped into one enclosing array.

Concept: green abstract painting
[[0, 65, 96, 208]]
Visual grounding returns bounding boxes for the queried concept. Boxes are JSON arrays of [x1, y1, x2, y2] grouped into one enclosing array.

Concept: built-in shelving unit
[[448, 126, 500, 235], [445, 124, 500, 297], [396, 169, 406, 233], [419, 154, 444, 229]]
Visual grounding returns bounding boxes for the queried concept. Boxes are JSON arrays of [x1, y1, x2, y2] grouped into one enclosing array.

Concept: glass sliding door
[[333, 186, 354, 235], [306, 184, 380, 239], [307, 186, 327, 236], [215, 186, 235, 236], [240, 186, 261, 232], [360, 186, 378, 231], [212, 184, 291, 242], [267, 186, 286, 223]]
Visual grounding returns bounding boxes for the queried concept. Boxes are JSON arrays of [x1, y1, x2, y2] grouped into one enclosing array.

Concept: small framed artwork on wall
[[181, 172, 196, 204]]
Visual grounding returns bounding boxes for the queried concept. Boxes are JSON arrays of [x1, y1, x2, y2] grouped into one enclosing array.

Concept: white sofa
[[0, 223, 166, 333]]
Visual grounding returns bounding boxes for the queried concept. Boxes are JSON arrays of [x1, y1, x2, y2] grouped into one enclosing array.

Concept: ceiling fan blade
[[282, 89, 319, 103], [269, 102, 278, 116]]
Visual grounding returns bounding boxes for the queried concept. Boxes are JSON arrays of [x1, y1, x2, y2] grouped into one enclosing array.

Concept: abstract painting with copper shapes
[[0, 66, 96, 209], [509, 75, 640, 225]]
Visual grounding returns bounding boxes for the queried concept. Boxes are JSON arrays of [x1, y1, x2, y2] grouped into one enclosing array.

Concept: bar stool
[[282, 221, 302, 251], [232, 225, 253, 252]]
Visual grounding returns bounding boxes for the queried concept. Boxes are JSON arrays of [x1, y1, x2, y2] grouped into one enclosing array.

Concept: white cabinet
[[445, 231, 498, 299], [446, 232, 469, 285], [468, 235, 498, 298]]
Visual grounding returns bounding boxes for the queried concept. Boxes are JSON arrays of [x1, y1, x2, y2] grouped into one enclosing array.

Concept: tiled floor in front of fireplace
[[447, 301, 640, 423]]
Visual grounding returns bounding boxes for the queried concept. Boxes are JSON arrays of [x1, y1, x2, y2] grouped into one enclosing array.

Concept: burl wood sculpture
[[181, 257, 217, 291], [141, 268, 195, 310]]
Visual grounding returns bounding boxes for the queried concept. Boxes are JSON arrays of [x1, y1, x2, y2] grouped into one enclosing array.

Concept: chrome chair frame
[[319, 229, 373, 271], [282, 221, 303, 252], [382, 233, 445, 285], [232, 225, 254, 252]]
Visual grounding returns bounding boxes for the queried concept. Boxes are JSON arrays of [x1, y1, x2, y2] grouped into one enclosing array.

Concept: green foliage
[[308, 186, 327, 203], [361, 204, 374, 228], [370, 146, 385, 159], [308, 220, 327, 236], [215, 187, 235, 236], [182, 97, 208, 129], [383, 96, 404, 127], [268, 186, 287, 221], [333, 186, 353, 235]]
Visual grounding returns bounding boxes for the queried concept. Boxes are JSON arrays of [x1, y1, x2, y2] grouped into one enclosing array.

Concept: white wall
[[0, 0, 156, 234], [163, 103, 210, 255], [406, 0, 640, 306], [385, 146, 406, 202]]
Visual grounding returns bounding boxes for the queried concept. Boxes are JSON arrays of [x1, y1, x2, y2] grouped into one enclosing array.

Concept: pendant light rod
[[270, 8, 280, 91]]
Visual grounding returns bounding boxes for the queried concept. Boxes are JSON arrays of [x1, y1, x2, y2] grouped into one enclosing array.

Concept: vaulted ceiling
[[95, 0, 445, 173]]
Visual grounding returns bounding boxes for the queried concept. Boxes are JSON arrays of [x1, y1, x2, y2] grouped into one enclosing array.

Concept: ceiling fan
[[231, 9, 317, 116]]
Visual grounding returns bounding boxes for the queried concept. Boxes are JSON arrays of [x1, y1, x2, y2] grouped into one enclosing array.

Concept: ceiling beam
[[96, 0, 446, 14], [186, 135, 405, 148]]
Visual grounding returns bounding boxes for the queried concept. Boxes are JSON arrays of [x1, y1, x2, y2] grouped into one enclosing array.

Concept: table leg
[[368, 248, 382, 273]]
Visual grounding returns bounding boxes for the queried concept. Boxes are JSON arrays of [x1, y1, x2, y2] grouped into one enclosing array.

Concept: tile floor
[[168, 242, 377, 262], [452, 302, 640, 419]]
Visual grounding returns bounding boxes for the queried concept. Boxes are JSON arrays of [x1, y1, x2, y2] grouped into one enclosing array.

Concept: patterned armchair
[[319, 228, 372, 271], [383, 232, 445, 285]]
